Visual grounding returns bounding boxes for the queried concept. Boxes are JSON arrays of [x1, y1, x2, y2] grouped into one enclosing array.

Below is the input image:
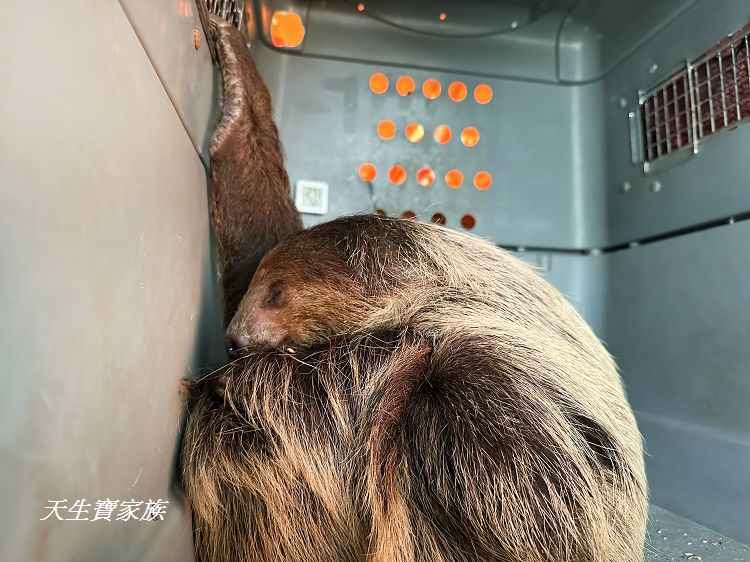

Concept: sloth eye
[[264, 281, 284, 307]]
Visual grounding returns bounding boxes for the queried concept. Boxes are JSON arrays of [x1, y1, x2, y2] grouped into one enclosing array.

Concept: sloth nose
[[225, 332, 250, 358]]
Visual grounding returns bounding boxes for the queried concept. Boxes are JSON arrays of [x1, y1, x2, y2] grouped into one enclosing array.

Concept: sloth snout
[[226, 315, 286, 355], [225, 332, 250, 358], [226, 311, 255, 357]]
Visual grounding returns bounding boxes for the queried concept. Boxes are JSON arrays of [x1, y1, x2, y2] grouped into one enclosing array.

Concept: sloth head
[[224, 216, 432, 354]]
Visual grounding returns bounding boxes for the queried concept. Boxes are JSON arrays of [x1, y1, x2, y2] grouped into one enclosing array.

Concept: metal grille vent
[[639, 22, 750, 167], [205, 0, 244, 28], [197, 0, 246, 62]]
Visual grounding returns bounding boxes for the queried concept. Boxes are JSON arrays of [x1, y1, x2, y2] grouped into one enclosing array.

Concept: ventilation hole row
[[377, 121, 479, 146], [359, 164, 492, 190], [369, 73, 493, 104], [374, 209, 477, 230]]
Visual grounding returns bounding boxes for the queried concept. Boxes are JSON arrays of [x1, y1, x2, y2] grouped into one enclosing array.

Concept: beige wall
[[0, 2, 223, 560]]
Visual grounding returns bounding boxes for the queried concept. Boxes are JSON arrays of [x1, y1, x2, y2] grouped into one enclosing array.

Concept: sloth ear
[[364, 337, 432, 562]]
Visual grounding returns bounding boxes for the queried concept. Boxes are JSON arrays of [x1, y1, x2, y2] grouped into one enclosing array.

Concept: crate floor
[[645, 505, 749, 561]]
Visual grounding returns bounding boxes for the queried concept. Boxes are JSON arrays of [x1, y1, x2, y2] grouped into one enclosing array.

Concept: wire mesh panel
[[641, 73, 693, 162], [639, 22, 750, 166], [206, 0, 244, 28], [691, 34, 750, 139]]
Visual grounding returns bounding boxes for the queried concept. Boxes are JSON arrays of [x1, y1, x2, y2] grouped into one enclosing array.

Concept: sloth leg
[[208, 23, 303, 326]]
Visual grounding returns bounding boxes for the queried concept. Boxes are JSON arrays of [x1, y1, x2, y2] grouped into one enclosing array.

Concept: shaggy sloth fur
[[181, 216, 648, 562]]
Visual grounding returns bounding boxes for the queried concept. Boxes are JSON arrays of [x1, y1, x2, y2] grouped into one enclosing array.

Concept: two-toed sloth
[[181, 20, 648, 562]]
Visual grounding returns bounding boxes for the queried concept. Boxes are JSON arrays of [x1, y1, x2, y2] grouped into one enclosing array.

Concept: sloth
[[181, 20, 648, 562]]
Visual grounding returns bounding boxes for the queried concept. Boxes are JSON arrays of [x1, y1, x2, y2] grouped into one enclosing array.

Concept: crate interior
[[1, 0, 748, 560]]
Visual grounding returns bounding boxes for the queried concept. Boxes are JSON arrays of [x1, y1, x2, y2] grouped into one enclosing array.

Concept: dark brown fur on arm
[[209, 23, 303, 325]]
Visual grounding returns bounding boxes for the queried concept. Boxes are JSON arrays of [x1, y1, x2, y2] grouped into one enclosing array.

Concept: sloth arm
[[208, 22, 303, 326]]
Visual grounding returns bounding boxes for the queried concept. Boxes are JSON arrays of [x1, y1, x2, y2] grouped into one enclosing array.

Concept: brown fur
[[184, 280, 647, 561], [209, 22, 302, 326], [184, 219, 649, 562], [184, 22, 648, 562]]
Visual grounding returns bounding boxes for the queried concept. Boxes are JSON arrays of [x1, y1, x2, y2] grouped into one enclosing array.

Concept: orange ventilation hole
[[396, 76, 416, 96], [445, 169, 463, 189], [460, 126, 480, 147], [358, 162, 377, 182], [369, 72, 389, 94], [474, 83, 493, 104], [270, 11, 306, 48], [388, 165, 407, 185], [448, 81, 467, 102], [460, 214, 476, 230], [431, 212, 446, 225], [439, 12, 447, 21], [473, 171, 493, 190], [405, 122, 425, 143], [402, 211, 417, 219], [422, 78, 442, 100], [416, 167, 435, 187], [433, 124, 452, 144], [357, 3, 365, 11], [377, 119, 396, 140]]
